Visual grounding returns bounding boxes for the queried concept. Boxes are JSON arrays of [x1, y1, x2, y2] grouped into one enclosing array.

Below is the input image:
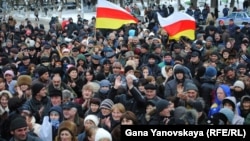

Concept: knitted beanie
[[10, 117, 27, 131], [4, 70, 15, 77], [99, 80, 111, 87], [37, 66, 48, 77], [84, 114, 99, 126], [100, 99, 114, 110], [95, 128, 112, 141], [204, 66, 217, 77], [156, 99, 170, 113], [31, 83, 45, 96], [233, 80, 245, 90], [185, 83, 198, 91], [124, 65, 134, 74]]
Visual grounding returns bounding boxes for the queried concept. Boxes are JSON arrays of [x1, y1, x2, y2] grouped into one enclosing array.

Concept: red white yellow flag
[[96, 0, 138, 29], [157, 12, 196, 40]]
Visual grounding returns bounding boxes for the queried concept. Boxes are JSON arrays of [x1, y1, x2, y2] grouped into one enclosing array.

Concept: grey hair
[[62, 89, 74, 99]]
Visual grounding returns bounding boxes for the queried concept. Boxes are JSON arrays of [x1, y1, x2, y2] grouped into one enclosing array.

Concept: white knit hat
[[233, 80, 245, 90], [95, 128, 112, 141], [84, 114, 99, 126]]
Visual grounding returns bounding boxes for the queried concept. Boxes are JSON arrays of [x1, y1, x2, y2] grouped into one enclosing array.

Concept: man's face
[[164, 56, 172, 62], [145, 89, 156, 100], [63, 108, 76, 119], [148, 58, 155, 64], [53, 78, 61, 89], [41, 72, 49, 81], [71, 48, 79, 55], [11, 127, 28, 140], [38, 87, 47, 97], [51, 96, 62, 106], [229, 20, 234, 25]]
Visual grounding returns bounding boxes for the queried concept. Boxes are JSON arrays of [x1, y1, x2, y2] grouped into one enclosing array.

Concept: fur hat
[[95, 128, 112, 141], [84, 114, 99, 126], [17, 75, 32, 86], [58, 120, 77, 136]]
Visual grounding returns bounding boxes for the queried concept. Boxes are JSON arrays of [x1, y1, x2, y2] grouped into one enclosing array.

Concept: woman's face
[[0, 81, 5, 90], [242, 101, 250, 110], [121, 118, 134, 125], [84, 120, 96, 130], [69, 70, 78, 79], [112, 108, 123, 121], [0, 96, 8, 108], [167, 68, 173, 76], [85, 72, 93, 81], [226, 42, 232, 48], [60, 130, 72, 141], [143, 69, 149, 77], [4, 74, 13, 82], [90, 103, 99, 113]]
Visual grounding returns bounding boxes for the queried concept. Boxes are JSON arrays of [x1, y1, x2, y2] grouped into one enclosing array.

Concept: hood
[[222, 96, 237, 114], [173, 64, 192, 79], [240, 95, 250, 108], [49, 106, 63, 122], [215, 84, 231, 105]]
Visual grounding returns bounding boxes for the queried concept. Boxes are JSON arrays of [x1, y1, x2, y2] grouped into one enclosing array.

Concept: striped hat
[[100, 99, 114, 110]]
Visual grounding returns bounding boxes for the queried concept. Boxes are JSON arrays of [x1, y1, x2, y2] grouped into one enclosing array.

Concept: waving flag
[[96, 0, 138, 29], [157, 12, 196, 40]]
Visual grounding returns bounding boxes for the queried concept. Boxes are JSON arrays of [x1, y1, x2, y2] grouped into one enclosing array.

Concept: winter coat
[[108, 86, 146, 123], [9, 134, 42, 141], [22, 96, 51, 124], [223, 96, 245, 125], [200, 76, 217, 113]]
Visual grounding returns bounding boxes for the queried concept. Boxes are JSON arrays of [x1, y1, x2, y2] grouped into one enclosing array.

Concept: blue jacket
[[208, 84, 231, 118]]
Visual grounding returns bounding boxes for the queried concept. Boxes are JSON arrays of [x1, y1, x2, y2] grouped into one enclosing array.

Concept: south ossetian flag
[[157, 12, 196, 40], [96, 0, 138, 29]]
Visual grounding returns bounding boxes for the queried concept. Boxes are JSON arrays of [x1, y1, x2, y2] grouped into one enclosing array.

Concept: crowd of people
[[0, 1, 250, 141]]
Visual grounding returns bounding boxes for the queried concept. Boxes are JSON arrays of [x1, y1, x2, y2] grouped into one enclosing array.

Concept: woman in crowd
[[55, 120, 78, 141]]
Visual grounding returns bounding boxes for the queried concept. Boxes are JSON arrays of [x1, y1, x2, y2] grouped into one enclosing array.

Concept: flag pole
[[94, 3, 97, 41]]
